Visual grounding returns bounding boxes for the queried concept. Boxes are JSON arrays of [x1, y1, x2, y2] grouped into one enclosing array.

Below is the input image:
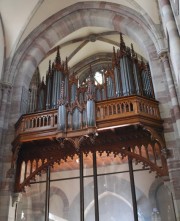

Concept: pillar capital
[[158, 52, 169, 62], [0, 81, 12, 91]]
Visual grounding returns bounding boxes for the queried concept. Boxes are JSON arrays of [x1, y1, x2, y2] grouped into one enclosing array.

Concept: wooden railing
[[96, 95, 161, 128], [96, 96, 160, 119], [15, 109, 58, 137], [14, 95, 162, 142]]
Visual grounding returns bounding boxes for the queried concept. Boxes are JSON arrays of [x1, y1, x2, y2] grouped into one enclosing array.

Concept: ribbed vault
[[8, 2, 164, 85]]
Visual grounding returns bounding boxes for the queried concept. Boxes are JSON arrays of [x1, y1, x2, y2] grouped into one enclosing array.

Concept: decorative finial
[[52, 62, 55, 71], [140, 56, 144, 66], [112, 46, 117, 65], [48, 60, 51, 75], [55, 46, 61, 65], [65, 57, 68, 72], [120, 33, 126, 52], [145, 62, 150, 71], [131, 43, 135, 58], [113, 46, 116, 58], [126, 47, 131, 56]]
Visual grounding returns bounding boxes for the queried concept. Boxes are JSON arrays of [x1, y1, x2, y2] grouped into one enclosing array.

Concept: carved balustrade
[[96, 95, 161, 128], [14, 95, 162, 144], [15, 110, 58, 135]]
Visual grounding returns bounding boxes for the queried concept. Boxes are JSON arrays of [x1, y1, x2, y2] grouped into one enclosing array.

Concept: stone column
[[0, 82, 12, 142], [158, 0, 180, 85], [0, 82, 14, 221], [160, 53, 180, 136], [159, 53, 180, 220], [164, 180, 179, 221]]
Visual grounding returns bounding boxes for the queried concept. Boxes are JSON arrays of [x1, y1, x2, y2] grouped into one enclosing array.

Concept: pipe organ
[[12, 34, 168, 197], [27, 34, 155, 132]]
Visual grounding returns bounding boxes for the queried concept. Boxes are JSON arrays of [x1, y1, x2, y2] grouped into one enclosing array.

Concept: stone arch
[[49, 186, 69, 219], [69, 175, 151, 221], [19, 185, 69, 220], [149, 177, 164, 208], [8, 2, 165, 123], [148, 178, 177, 220], [84, 191, 134, 220]]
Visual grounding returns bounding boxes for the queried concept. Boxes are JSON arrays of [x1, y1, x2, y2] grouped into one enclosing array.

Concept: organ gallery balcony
[[13, 95, 162, 144], [12, 94, 168, 193], [11, 34, 168, 193]]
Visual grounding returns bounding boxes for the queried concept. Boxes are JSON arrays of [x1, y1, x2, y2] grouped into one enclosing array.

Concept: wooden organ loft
[[12, 34, 168, 193]]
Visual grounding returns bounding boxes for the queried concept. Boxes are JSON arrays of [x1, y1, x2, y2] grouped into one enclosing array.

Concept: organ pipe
[[46, 61, 52, 109], [118, 36, 135, 96], [28, 68, 41, 113], [37, 77, 46, 111], [57, 81, 67, 131], [86, 76, 96, 127], [28, 34, 155, 122], [131, 46, 143, 96]]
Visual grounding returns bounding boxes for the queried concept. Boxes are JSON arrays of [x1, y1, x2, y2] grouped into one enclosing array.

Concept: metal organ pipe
[[37, 78, 46, 111], [51, 69, 65, 109], [58, 81, 67, 131], [114, 66, 121, 97], [86, 78, 96, 127], [71, 83, 77, 103], [106, 76, 114, 99], [58, 104, 66, 131], [46, 75, 52, 110], [72, 108, 81, 130], [51, 64, 57, 108], [140, 63, 154, 99], [132, 59, 142, 96], [28, 35, 155, 118], [86, 100, 95, 127], [64, 76, 68, 101]]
